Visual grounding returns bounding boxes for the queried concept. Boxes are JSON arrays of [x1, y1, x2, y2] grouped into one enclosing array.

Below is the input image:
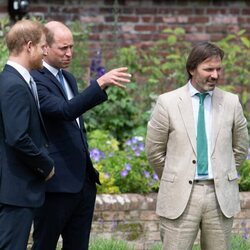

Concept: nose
[[211, 69, 219, 79], [42, 47, 48, 56], [65, 47, 73, 57]]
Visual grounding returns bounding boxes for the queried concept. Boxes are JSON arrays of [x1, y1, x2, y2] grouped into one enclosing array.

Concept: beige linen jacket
[[146, 84, 249, 219]]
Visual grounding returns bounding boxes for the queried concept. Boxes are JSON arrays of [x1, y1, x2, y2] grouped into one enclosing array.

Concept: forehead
[[53, 29, 73, 45], [199, 55, 222, 67]]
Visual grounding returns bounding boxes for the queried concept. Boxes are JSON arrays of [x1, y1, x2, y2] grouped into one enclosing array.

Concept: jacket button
[[45, 144, 48, 148], [192, 160, 196, 164], [189, 180, 193, 184]]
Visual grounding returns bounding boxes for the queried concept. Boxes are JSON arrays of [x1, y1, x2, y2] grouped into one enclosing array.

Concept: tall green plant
[[0, 18, 10, 71], [68, 21, 90, 90]]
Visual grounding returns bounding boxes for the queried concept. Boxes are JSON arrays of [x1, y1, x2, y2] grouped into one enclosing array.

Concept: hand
[[45, 166, 55, 181], [97, 67, 131, 89]]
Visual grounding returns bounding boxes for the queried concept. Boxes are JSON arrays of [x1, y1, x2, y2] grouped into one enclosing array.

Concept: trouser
[[0, 204, 34, 250], [32, 178, 97, 250], [160, 181, 233, 250]]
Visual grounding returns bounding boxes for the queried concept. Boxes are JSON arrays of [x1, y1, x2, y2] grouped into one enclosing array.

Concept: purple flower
[[134, 149, 141, 156], [90, 49, 106, 80], [90, 148, 105, 162], [247, 148, 250, 160], [120, 169, 128, 178], [97, 66, 106, 77], [144, 170, 150, 178], [131, 137, 138, 144], [138, 142, 145, 151], [104, 173, 110, 179], [153, 173, 159, 181], [125, 163, 131, 171], [125, 139, 132, 146]]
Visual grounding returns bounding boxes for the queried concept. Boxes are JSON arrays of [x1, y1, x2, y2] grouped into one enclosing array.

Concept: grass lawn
[[54, 234, 250, 250]]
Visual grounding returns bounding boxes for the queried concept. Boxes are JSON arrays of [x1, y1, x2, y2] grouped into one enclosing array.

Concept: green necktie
[[196, 93, 208, 176]]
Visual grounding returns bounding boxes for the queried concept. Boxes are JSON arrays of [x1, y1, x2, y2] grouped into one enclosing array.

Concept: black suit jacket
[[0, 65, 54, 207], [31, 67, 107, 193]]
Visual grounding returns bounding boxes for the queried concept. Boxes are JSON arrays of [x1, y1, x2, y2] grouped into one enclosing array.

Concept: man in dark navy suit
[[31, 21, 131, 250], [0, 20, 55, 250]]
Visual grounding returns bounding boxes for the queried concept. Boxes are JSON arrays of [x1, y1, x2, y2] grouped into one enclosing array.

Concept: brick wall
[[91, 192, 250, 250], [27, 192, 250, 249], [0, 0, 249, 52]]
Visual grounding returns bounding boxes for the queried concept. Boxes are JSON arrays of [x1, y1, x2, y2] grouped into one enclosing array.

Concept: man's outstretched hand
[[97, 67, 131, 89]]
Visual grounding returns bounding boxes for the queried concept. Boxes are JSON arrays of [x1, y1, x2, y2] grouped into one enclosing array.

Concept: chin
[[207, 85, 215, 91]]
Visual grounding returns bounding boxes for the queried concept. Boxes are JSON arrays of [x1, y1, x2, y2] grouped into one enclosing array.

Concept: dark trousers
[[0, 204, 34, 250], [32, 178, 97, 250]]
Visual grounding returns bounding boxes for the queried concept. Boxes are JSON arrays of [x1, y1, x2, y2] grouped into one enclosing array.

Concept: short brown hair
[[5, 19, 47, 55], [186, 42, 224, 80]]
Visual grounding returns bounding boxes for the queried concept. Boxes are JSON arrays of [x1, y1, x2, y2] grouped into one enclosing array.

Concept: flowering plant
[[88, 130, 159, 194]]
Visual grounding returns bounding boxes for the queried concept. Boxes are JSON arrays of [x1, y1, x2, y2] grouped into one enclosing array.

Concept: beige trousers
[[160, 182, 233, 250]]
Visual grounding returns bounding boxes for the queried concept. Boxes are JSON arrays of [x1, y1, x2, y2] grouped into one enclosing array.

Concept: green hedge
[[0, 19, 249, 193]]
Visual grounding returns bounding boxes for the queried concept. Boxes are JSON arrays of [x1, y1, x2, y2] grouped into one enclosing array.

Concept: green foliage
[[88, 130, 159, 194], [84, 46, 147, 142], [68, 21, 90, 90], [217, 30, 250, 131], [230, 234, 250, 250], [239, 159, 250, 191], [85, 82, 143, 142], [89, 237, 134, 250], [0, 18, 10, 71], [151, 235, 250, 250]]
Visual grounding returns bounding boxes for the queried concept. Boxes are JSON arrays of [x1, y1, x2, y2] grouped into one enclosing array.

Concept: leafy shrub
[[239, 156, 250, 191], [0, 18, 10, 71], [88, 130, 159, 194]]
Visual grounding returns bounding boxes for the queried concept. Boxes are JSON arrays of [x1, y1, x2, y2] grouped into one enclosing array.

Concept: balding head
[[43, 21, 74, 69], [45, 21, 72, 47]]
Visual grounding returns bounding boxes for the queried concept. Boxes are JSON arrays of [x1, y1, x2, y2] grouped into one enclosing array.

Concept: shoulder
[[157, 84, 188, 103], [214, 87, 239, 102]]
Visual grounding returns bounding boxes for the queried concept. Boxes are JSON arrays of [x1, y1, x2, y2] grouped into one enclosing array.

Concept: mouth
[[207, 81, 216, 86]]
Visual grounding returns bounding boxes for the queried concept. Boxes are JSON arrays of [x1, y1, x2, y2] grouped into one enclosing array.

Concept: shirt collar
[[43, 61, 60, 77], [188, 80, 213, 97], [7, 60, 31, 84]]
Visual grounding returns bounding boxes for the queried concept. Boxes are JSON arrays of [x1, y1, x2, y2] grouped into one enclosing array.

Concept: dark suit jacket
[[0, 65, 54, 207], [31, 67, 107, 193]]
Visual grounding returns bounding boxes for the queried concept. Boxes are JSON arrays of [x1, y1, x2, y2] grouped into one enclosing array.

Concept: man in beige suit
[[146, 42, 249, 250]]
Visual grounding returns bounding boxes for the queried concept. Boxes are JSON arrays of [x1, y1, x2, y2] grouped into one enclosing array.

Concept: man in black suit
[[0, 20, 55, 250], [31, 21, 131, 250]]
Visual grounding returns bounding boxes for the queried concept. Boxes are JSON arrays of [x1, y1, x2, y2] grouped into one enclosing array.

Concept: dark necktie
[[57, 70, 67, 93], [30, 77, 40, 108], [196, 92, 208, 176]]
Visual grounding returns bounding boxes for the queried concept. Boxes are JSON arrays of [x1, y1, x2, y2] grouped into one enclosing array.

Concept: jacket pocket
[[161, 173, 175, 182], [227, 169, 239, 181]]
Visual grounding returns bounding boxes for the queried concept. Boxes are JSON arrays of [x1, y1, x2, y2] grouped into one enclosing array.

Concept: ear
[[189, 69, 194, 76], [26, 40, 33, 52]]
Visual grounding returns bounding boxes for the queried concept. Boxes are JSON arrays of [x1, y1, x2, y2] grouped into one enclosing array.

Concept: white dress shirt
[[188, 81, 214, 180], [43, 61, 80, 126], [7, 60, 32, 87]]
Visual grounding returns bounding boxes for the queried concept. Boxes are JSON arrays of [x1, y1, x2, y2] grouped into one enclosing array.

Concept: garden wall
[[91, 192, 250, 250], [0, 0, 250, 53]]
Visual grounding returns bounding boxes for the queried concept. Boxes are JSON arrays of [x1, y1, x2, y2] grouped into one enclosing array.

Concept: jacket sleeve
[[1, 83, 54, 178], [145, 95, 169, 179], [35, 75, 108, 120]]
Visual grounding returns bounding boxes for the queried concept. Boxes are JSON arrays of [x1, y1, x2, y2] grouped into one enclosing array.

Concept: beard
[[31, 57, 43, 70]]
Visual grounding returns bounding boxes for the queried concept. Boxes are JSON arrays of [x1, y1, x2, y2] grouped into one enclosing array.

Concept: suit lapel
[[210, 88, 224, 155], [178, 85, 197, 154], [4, 65, 50, 141], [42, 67, 68, 99]]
